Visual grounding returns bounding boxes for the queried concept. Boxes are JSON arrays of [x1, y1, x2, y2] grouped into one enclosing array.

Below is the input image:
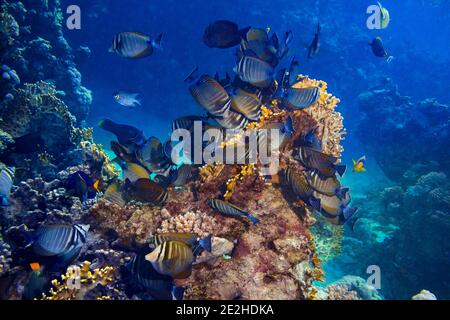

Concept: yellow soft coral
[[40, 261, 115, 300], [224, 164, 255, 200]]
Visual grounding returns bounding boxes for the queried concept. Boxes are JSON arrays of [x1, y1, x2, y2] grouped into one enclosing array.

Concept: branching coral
[[158, 210, 219, 238], [323, 283, 361, 300], [40, 261, 115, 300], [89, 200, 163, 244]]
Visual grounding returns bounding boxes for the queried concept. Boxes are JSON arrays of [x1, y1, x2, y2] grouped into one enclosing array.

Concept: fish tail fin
[[387, 56, 394, 63], [172, 286, 185, 301], [152, 33, 163, 50], [1, 196, 9, 207], [199, 234, 213, 253], [336, 187, 349, 200], [343, 206, 359, 221], [246, 213, 260, 225], [309, 197, 321, 211], [335, 164, 347, 177], [361, 167, 367, 172]]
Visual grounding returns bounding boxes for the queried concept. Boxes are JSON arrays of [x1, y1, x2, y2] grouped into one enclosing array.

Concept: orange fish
[[352, 156, 366, 173], [30, 262, 41, 272]]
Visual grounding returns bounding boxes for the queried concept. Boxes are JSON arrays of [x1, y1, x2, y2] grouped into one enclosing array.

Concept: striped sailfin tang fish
[[208, 199, 259, 224], [313, 190, 351, 216], [284, 86, 320, 109], [0, 165, 15, 206], [171, 116, 208, 132], [132, 178, 168, 205], [145, 240, 195, 279], [230, 89, 262, 121], [214, 107, 249, 129], [189, 75, 231, 117], [104, 182, 126, 207], [235, 55, 274, 88], [110, 32, 161, 59], [33, 224, 89, 260], [296, 146, 337, 170], [296, 146, 347, 178], [304, 171, 341, 197], [280, 168, 314, 198], [149, 233, 198, 248], [129, 253, 174, 300], [171, 164, 194, 187]]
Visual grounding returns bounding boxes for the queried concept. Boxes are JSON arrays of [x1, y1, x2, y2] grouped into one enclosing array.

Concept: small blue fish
[[0, 164, 15, 207], [114, 91, 142, 108]]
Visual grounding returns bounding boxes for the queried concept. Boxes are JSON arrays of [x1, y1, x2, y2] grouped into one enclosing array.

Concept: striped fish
[[128, 253, 175, 300], [295, 146, 346, 178], [170, 164, 194, 187], [0, 165, 14, 206], [305, 171, 344, 197], [104, 182, 126, 207], [283, 86, 320, 109], [149, 233, 198, 248], [230, 89, 262, 121], [189, 75, 231, 117], [130, 178, 168, 205], [122, 163, 150, 183], [214, 107, 249, 129], [208, 199, 259, 224], [234, 55, 274, 88], [149, 233, 213, 253], [313, 190, 357, 225], [313, 190, 351, 216], [145, 241, 195, 279], [171, 115, 208, 132], [245, 28, 269, 42], [33, 224, 89, 262], [137, 137, 163, 163], [279, 168, 321, 210], [109, 32, 162, 59]]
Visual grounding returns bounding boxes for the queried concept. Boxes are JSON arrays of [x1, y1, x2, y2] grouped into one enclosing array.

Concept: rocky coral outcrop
[[0, 0, 92, 121], [357, 85, 450, 183]]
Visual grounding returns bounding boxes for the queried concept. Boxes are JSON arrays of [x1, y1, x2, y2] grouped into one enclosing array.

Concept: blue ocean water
[[1, 0, 449, 300], [61, 0, 450, 299]]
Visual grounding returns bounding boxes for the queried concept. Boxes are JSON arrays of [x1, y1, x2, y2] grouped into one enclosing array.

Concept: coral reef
[[0, 0, 92, 122], [357, 85, 450, 183], [318, 276, 382, 300]]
